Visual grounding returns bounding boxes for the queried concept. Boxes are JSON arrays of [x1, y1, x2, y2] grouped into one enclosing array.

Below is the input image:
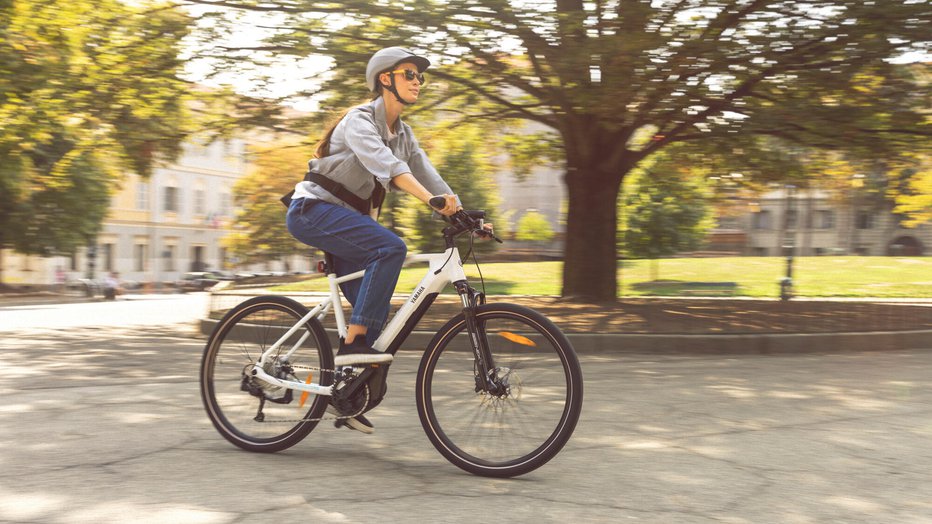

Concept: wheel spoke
[[417, 304, 583, 477], [201, 296, 333, 452]]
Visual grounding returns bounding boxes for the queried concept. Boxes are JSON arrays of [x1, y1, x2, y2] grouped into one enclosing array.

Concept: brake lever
[[475, 227, 504, 243]]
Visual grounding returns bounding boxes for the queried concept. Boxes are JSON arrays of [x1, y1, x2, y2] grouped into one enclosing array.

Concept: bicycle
[[199, 199, 584, 477]]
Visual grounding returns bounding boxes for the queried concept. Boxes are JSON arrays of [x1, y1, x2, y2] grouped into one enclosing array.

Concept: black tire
[[416, 303, 583, 477], [200, 295, 334, 452]]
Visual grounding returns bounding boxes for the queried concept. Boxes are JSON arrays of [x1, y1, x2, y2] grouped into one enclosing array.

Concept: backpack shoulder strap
[[304, 172, 370, 214]]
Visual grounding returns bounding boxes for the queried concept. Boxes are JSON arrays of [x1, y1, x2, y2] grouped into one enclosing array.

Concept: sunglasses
[[389, 69, 426, 84]]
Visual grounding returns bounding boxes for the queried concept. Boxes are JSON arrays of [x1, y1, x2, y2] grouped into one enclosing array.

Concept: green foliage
[[0, 0, 192, 269], [891, 155, 932, 227], [274, 257, 932, 299], [515, 211, 555, 243], [391, 122, 500, 255], [500, 130, 563, 182], [620, 154, 715, 261], [183, 0, 930, 299], [225, 142, 313, 264]]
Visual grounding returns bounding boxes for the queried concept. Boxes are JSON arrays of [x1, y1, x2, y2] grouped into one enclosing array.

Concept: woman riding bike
[[285, 46, 491, 433]]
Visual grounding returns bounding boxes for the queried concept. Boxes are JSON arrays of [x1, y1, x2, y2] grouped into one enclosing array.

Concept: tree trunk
[[561, 163, 625, 301], [0, 231, 6, 287]]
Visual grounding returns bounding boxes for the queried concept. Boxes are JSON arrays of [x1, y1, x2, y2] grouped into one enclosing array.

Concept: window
[[134, 243, 147, 272], [191, 245, 206, 272], [752, 210, 772, 230], [785, 209, 798, 229], [136, 181, 149, 210], [164, 186, 179, 213], [219, 190, 231, 217], [194, 187, 206, 215], [856, 212, 874, 230], [163, 244, 177, 272], [816, 210, 835, 229], [717, 215, 739, 229], [100, 243, 114, 272]]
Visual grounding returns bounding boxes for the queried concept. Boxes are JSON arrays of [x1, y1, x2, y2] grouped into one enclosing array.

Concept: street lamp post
[[780, 184, 797, 301], [850, 174, 865, 255]]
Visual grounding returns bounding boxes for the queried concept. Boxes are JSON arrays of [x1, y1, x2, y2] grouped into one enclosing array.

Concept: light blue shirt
[[293, 97, 454, 211]]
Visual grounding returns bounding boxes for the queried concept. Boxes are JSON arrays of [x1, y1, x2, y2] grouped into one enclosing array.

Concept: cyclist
[[285, 47, 466, 432]]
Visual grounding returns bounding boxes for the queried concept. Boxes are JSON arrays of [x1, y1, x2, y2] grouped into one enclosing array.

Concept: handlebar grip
[[428, 196, 447, 210]]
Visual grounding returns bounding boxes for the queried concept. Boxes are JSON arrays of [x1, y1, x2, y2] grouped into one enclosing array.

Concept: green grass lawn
[[272, 256, 932, 298]]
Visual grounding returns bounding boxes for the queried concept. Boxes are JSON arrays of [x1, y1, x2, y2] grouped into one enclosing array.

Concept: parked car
[[176, 272, 221, 292]]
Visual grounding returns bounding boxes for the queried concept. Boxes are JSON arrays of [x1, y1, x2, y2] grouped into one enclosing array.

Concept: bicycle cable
[[462, 230, 487, 297], [433, 247, 455, 275]]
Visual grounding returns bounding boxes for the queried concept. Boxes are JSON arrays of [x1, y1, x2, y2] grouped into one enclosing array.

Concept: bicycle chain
[[256, 364, 370, 424]]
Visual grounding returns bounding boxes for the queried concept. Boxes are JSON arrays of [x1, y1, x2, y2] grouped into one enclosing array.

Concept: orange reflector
[[299, 372, 313, 407], [498, 331, 536, 346]]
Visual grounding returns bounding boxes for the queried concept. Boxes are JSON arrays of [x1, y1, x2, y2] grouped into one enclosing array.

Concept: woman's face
[[379, 61, 423, 102]]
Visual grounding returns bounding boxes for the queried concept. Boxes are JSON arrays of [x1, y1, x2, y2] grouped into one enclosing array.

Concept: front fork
[[454, 280, 501, 394]]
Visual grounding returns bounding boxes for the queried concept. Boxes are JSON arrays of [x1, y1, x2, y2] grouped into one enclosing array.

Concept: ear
[[379, 72, 391, 88]]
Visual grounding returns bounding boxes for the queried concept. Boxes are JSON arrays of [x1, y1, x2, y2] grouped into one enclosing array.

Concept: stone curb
[[196, 318, 932, 354]]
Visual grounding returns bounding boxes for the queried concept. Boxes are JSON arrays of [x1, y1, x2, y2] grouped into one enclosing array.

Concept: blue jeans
[[286, 198, 407, 345]]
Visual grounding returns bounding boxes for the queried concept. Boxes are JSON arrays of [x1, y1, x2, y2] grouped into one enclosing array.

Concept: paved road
[[0, 293, 211, 331], [0, 299, 931, 523]]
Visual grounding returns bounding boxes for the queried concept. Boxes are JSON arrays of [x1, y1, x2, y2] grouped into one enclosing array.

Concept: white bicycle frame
[[249, 247, 469, 397]]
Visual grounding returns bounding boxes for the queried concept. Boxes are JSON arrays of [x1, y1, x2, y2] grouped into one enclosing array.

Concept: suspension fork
[[454, 280, 496, 391]]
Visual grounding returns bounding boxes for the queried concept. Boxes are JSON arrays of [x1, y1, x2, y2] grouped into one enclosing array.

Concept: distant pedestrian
[[54, 266, 66, 292], [103, 271, 122, 300]]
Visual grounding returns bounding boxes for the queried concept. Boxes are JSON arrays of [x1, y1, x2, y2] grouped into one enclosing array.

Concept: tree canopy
[[0, 0, 193, 283], [891, 155, 932, 228], [223, 141, 313, 265], [390, 121, 500, 255], [516, 211, 556, 243], [620, 149, 714, 262], [182, 0, 930, 300]]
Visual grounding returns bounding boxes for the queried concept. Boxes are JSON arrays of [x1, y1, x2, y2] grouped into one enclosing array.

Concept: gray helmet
[[365, 47, 431, 93]]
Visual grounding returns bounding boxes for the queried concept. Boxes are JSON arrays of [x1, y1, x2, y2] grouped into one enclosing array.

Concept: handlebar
[[429, 197, 503, 244]]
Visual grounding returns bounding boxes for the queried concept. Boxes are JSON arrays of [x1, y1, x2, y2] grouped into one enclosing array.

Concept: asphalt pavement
[[1, 300, 930, 523]]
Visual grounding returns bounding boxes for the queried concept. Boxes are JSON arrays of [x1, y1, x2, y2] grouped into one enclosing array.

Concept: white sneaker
[[326, 406, 375, 434], [334, 338, 393, 366]]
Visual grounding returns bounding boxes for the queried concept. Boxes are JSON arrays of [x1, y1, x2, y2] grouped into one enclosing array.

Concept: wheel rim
[[422, 311, 577, 469], [203, 302, 327, 444]]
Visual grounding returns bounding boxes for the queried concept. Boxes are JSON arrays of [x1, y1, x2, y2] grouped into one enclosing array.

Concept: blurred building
[[3, 136, 311, 288], [706, 186, 930, 256], [492, 121, 566, 258], [494, 165, 566, 257]]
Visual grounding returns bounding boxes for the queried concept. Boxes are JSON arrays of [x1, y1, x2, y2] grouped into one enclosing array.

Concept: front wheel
[[200, 295, 334, 453], [416, 303, 583, 477]]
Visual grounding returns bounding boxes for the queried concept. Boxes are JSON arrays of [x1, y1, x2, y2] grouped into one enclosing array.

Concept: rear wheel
[[200, 295, 334, 452], [416, 303, 583, 477]]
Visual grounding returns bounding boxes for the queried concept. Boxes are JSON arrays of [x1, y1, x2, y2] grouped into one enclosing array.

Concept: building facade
[[709, 187, 930, 257], [3, 136, 311, 288]]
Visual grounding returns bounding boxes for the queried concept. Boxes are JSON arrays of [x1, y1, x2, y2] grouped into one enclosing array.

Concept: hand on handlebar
[[475, 222, 496, 241], [430, 194, 460, 216], [428, 197, 504, 243]]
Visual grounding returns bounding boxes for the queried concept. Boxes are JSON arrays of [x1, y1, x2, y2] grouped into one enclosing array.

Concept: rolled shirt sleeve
[[405, 134, 457, 204]]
